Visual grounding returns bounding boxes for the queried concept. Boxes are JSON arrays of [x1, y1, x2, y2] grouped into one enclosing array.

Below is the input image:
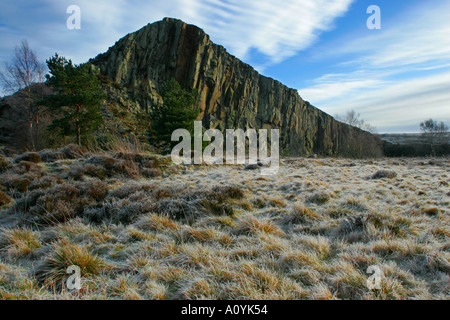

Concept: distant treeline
[[383, 142, 450, 157]]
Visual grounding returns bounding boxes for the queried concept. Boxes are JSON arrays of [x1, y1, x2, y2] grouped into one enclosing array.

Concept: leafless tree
[[0, 39, 46, 150], [420, 119, 449, 155], [335, 109, 377, 133]]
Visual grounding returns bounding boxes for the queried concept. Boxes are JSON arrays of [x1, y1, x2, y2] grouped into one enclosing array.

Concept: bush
[[14, 152, 41, 164], [0, 191, 13, 207], [0, 155, 10, 172], [141, 168, 162, 178], [83, 179, 108, 201], [60, 144, 87, 159], [83, 164, 107, 180], [9, 177, 32, 193]]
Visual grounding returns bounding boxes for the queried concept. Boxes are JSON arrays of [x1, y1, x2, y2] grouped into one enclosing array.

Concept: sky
[[0, 0, 449, 133]]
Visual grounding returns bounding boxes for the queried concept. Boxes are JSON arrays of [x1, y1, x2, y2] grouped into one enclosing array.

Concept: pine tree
[[149, 79, 200, 151], [44, 54, 105, 146]]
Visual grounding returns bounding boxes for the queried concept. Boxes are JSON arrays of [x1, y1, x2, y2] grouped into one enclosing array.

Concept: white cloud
[[299, 1, 450, 133], [183, 0, 355, 65], [0, 0, 355, 95]]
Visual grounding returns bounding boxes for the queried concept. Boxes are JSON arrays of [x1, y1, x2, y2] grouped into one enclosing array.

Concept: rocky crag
[[91, 18, 382, 157]]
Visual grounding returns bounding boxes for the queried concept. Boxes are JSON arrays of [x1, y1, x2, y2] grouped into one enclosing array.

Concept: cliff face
[[91, 18, 382, 157]]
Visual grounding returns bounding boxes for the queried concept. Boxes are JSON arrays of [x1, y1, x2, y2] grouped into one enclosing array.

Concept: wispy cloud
[[299, 0, 450, 132], [0, 0, 354, 68]]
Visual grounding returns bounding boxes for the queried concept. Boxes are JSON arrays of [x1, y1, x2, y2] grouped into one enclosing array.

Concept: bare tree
[[420, 119, 449, 155], [0, 39, 46, 150], [335, 109, 377, 133]]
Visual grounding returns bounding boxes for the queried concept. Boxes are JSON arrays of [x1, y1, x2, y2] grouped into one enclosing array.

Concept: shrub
[[38, 149, 65, 162], [0, 155, 10, 172], [0, 191, 13, 207], [60, 144, 87, 159], [29, 183, 82, 224], [16, 161, 38, 173], [83, 164, 107, 179], [14, 152, 42, 163], [141, 168, 162, 178], [83, 179, 108, 201], [9, 177, 32, 193], [113, 159, 140, 179]]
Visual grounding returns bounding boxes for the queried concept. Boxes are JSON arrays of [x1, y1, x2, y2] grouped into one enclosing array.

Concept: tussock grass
[[0, 227, 42, 258], [35, 239, 109, 288], [235, 215, 284, 236], [0, 150, 448, 300]]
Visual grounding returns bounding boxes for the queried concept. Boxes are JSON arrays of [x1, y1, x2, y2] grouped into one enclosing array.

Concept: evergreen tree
[[44, 54, 105, 146], [149, 79, 200, 151]]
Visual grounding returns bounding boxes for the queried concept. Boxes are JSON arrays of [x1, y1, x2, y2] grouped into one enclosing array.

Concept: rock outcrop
[[91, 18, 383, 157]]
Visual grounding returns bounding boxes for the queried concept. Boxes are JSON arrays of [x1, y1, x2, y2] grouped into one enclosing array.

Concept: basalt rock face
[[91, 18, 383, 157]]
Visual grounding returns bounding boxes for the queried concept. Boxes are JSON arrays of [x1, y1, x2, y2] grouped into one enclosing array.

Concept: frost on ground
[[0, 146, 449, 299]]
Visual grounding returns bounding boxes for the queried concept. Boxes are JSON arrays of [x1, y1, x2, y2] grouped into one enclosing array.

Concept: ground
[[0, 147, 448, 300]]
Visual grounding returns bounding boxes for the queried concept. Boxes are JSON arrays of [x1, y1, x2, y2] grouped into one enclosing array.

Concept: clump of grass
[[126, 226, 156, 242], [296, 235, 331, 259], [329, 260, 368, 299], [310, 283, 336, 300], [278, 249, 323, 272], [0, 227, 42, 258], [235, 215, 284, 236], [200, 199, 234, 217], [0, 191, 13, 207], [153, 187, 173, 200], [211, 186, 245, 200], [370, 170, 397, 179], [106, 275, 143, 300], [175, 276, 216, 299], [263, 195, 287, 207], [135, 213, 181, 233], [306, 192, 330, 205], [282, 202, 321, 225], [422, 207, 439, 216], [35, 239, 109, 288], [179, 226, 217, 243], [144, 280, 169, 299]]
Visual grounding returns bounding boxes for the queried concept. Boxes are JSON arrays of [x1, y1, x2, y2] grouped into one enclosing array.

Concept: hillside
[[90, 18, 383, 158]]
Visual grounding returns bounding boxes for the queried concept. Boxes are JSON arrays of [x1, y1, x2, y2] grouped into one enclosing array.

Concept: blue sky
[[1, 0, 449, 133]]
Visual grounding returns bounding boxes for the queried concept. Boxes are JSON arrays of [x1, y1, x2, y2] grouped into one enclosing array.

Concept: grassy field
[[0, 145, 448, 299]]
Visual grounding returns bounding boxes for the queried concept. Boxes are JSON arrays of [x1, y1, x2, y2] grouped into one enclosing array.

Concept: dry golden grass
[[0, 153, 448, 299]]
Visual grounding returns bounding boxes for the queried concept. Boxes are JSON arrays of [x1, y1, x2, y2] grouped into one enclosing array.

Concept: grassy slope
[[0, 147, 449, 300]]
